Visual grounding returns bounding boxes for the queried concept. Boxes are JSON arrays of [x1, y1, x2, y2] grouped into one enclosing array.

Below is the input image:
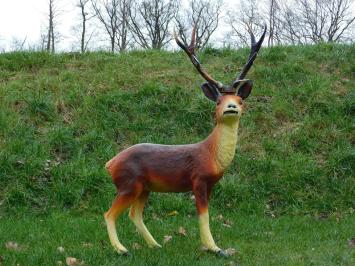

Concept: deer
[[104, 25, 267, 257]]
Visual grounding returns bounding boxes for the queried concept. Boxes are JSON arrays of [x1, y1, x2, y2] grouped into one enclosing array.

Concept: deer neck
[[205, 120, 240, 173]]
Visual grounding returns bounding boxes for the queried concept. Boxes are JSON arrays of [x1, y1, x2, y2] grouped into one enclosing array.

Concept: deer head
[[174, 25, 267, 124]]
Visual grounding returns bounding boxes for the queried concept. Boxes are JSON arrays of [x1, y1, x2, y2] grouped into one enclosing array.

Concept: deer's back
[[105, 143, 219, 192]]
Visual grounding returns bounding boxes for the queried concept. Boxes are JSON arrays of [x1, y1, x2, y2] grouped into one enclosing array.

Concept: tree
[[10, 37, 27, 51], [225, 0, 264, 47], [45, 0, 63, 53], [77, 0, 95, 53], [175, 0, 222, 50], [317, 0, 354, 42], [278, 1, 306, 45], [129, 0, 179, 49], [47, 0, 55, 52], [116, 0, 132, 52], [279, 0, 355, 44], [92, 0, 119, 52], [266, 0, 281, 47], [45, 0, 62, 53], [92, 0, 132, 52]]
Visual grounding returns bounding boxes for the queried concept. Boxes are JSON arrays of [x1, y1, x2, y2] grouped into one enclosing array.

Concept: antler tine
[[190, 25, 196, 50], [233, 24, 267, 87], [247, 24, 256, 47], [174, 26, 224, 91]]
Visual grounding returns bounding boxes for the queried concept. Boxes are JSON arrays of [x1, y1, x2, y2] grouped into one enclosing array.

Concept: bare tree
[[266, 0, 282, 46], [323, 0, 355, 42], [45, 0, 65, 52], [279, 0, 355, 44], [175, 0, 222, 50], [77, 0, 95, 53], [47, 0, 55, 52], [92, 0, 132, 52], [225, 0, 264, 47], [277, 1, 306, 45], [92, 0, 119, 52], [38, 29, 48, 51], [129, 0, 179, 49], [298, 0, 329, 43], [10, 37, 27, 51], [45, 0, 62, 52], [116, 0, 132, 51]]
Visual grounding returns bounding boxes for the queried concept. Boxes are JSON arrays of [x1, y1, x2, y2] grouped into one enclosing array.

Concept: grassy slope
[[0, 44, 354, 215], [0, 44, 354, 265]]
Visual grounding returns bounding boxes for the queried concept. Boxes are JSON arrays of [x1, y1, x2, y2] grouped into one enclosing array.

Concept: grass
[[0, 45, 354, 216], [0, 44, 354, 264], [0, 211, 354, 265]]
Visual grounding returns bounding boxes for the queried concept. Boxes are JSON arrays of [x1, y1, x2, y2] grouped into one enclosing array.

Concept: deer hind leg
[[193, 181, 224, 255], [104, 183, 143, 254], [129, 191, 161, 248]]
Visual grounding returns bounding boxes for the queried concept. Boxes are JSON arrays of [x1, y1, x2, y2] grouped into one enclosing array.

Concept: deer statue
[[104, 25, 267, 257]]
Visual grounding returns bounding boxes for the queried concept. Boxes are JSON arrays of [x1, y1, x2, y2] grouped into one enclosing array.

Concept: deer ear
[[201, 82, 220, 102], [236, 80, 253, 99]]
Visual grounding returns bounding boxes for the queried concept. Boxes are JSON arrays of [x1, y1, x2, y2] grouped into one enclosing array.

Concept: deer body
[[106, 118, 239, 194], [103, 25, 266, 257]]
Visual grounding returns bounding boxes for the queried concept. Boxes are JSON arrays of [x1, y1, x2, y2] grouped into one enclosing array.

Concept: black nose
[[228, 104, 237, 109]]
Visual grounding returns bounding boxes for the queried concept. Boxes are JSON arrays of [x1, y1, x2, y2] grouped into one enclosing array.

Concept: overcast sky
[[0, 0, 235, 52], [1, 0, 354, 52], [0, 0, 79, 51]]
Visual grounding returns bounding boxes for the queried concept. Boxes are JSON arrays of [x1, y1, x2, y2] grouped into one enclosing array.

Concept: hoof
[[122, 251, 131, 256], [113, 247, 129, 255], [216, 249, 229, 257], [149, 243, 162, 249]]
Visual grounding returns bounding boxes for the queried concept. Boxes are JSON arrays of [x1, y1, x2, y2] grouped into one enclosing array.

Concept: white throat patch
[[215, 122, 239, 172]]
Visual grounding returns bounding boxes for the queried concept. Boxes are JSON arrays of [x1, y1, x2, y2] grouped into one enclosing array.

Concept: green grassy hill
[[0, 44, 354, 217]]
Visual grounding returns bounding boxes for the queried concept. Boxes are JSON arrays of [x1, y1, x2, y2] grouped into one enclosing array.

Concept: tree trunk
[[81, 4, 86, 53], [111, 36, 115, 53], [51, 23, 55, 53], [47, 1, 53, 52]]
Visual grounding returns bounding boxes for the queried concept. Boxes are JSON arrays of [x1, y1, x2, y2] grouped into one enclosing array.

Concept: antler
[[174, 26, 224, 93], [232, 24, 267, 88], [175, 24, 267, 95]]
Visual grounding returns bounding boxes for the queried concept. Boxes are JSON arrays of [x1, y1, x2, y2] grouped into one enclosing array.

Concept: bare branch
[[77, 0, 92, 53], [92, 0, 132, 52], [175, 0, 222, 50], [129, 0, 179, 49], [279, 0, 355, 44], [225, 0, 264, 48]]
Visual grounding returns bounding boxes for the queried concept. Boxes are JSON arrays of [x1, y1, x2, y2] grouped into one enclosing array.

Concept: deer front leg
[[193, 181, 226, 256]]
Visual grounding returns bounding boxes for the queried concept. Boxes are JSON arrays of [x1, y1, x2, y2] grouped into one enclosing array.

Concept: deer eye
[[216, 99, 221, 105]]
